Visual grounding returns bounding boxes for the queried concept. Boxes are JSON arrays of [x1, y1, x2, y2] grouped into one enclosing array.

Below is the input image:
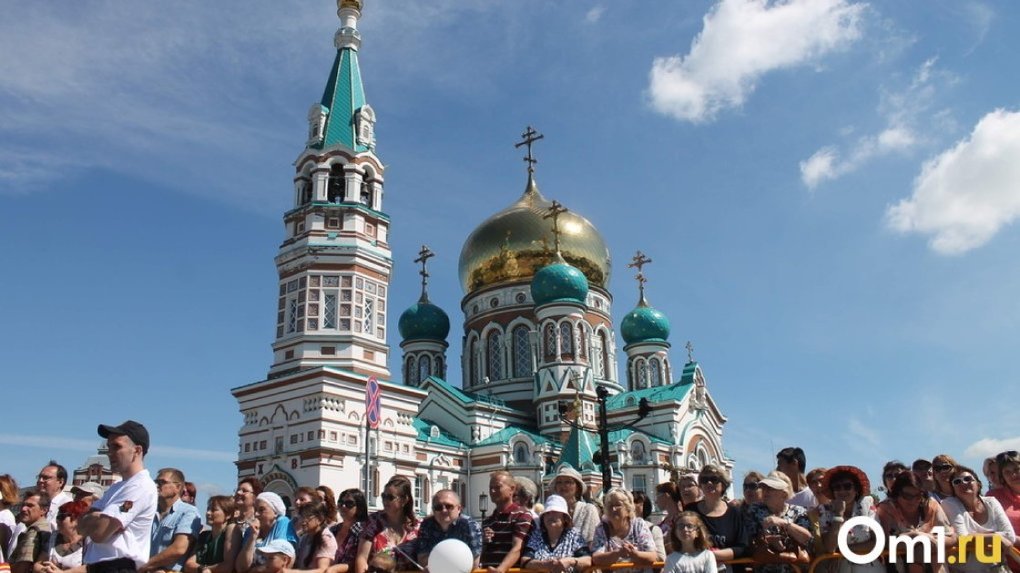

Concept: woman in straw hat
[[814, 465, 884, 573]]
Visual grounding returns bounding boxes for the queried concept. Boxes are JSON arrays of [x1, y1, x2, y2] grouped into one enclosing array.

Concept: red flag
[[365, 376, 381, 429]]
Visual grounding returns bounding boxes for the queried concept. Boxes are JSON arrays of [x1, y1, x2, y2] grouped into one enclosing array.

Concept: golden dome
[[458, 176, 612, 294]]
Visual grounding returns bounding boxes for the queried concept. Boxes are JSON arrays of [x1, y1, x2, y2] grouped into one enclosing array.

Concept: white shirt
[[83, 469, 158, 568], [788, 487, 817, 509], [47, 491, 74, 531], [0, 508, 17, 563]]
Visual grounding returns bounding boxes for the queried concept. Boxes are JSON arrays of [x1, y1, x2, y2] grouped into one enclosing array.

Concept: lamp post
[[559, 377, 651, 495], [478, 493, 488, 519]]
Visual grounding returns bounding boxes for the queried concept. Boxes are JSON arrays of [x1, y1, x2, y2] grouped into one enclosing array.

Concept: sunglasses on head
[[340, 499, 357, 509], [951, 476, 975, 486], [996, 451, 1020, 465], [432, 502, 457, 512], [830, 482, 855, 492]]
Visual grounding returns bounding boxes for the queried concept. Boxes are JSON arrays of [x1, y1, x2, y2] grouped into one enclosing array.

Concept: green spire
[[310, 0, 374, 152]]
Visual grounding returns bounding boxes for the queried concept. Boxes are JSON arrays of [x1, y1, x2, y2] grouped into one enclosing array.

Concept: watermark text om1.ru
[[838, 517, 1002, 565]]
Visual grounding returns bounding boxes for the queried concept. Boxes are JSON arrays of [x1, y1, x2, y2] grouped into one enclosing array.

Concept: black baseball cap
[[98, 420, 150, 455]]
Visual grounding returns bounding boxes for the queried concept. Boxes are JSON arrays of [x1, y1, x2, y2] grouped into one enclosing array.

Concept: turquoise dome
[[620, 304, 670, 344], [531, 261, 589, 306], [398, 301, 450, 341]]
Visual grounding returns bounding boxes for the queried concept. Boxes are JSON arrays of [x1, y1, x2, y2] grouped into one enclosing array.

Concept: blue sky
[[3, 0, 1019, 504]]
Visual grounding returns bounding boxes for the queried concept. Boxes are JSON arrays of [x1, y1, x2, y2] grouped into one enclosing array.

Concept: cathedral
[[232, 0, 730, 516]]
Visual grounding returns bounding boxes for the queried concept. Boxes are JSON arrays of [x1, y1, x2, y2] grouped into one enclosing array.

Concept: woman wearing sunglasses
[[988, 451, 1020, 572], [876, 472, 956, 573], [691, 464, 749, 572], [940, 465, 1015, 573], [327, 489, 368, 573], [353, 476, 419, 573], [814, 466, 883, 573], [932, 455, 960, 503]]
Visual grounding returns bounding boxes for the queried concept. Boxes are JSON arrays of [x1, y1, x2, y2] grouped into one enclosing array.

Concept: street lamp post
[[478, 493, 488, 519], [560, 379, 651, 495]]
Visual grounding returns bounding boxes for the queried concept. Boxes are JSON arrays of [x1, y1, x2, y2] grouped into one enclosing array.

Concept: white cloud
[[964, 436, 1020, 459], [585, 6, 605, 24], [799, 58, 947, 189], [648, 0, 865, 123], [799, 148, 838, 188], [885, 109, 1020, 254]]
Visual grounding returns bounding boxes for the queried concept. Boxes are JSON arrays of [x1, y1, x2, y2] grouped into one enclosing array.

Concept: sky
[[3, 0, 1019, 507]]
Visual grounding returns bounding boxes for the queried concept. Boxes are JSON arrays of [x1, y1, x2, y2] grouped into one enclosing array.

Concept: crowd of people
[[1, 423, 1018, 573]]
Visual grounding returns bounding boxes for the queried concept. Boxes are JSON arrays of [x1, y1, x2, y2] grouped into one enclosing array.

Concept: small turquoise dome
[[398, 301, 450, 341], [621, 304, 670, 344], [531, 261, 589, 306]]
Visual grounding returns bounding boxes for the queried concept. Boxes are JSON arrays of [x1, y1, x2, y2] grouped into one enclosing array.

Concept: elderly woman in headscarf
[[236, 492, 298, 573], [813, 466, 883, 573], [745, 471, 813, 573], [551, 467, 599, 544]]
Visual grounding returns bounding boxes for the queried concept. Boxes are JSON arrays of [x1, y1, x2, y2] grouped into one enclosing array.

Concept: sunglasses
[[380, 493, 399, 502], [743, 483, 761, 491], [155, 479, 177, 487], [677, 523, 699, 531], [698, 476, 722, 486], [340, 499, 357, 509], [883, 472, 901, 480], [951, 476, 976, 486], [432, 502, 457, 512], [996, 451, 1020, 465], [933, 464, 953, 472], [56, 513, 71, 520], [830, 482, 856, 492]]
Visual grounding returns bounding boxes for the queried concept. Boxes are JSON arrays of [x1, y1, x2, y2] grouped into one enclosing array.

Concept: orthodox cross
[[686, 340, 695, 363], [514, 125, 544, 174], [414, 244, 434, 302], [543, 200, 568, 254], [627, 251, 652, 303]]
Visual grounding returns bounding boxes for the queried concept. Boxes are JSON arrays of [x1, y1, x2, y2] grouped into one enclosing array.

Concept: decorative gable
[[308, 104, 328, 146], [355, 104, 375, 148]]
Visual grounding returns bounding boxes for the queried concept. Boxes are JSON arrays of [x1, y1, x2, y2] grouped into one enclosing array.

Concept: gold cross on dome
[[514, 126, 544, 174], [627, 251, 652, 303], [543, 200, 568, 254], [414, 244, 435, 302]]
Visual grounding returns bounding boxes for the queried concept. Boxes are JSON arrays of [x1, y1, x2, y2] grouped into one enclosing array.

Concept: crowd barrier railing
[[392, 543, 1020, 573]]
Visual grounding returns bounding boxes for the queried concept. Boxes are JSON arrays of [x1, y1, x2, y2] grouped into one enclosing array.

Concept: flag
[[365, 375, 381, 429]]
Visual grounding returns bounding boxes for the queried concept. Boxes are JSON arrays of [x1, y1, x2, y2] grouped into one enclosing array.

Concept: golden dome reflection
[[457, 176, 612, 294]]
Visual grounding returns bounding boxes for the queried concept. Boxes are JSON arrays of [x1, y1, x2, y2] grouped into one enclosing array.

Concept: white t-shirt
[[0, 508, 17, 563], [83, 469, 158, 568], [788, 487, 817, 509], [662, 549, 717, 573], [47, 491, 74, 531], [941, 496, 1017, 573]]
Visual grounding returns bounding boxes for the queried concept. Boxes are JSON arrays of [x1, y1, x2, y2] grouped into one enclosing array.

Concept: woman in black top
[[692, 465, 749, 573], [187, 495, 242, 573]]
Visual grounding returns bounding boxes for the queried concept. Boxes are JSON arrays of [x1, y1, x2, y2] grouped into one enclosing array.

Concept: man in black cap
[[78, 420, 158, 573]]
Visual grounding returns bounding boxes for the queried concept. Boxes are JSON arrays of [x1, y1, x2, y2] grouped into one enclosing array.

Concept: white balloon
[[427, 539, 474, 573]]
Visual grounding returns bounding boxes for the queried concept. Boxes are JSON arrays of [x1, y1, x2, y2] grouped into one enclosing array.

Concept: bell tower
[[269, 0, 391, 380]]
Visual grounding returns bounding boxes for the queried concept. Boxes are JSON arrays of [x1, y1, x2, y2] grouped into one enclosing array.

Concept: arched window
[[593, 331, 605, 378], [487, 330, 504, 380], [599, 331, 610, 379], [635, 359, 648, 389], [360, 169, 374, 207], [649, 357, 661, 387], [433, 356, 444, 379], [467, 339, 476, 386], [513, 442, 530, 464], [512, 326, 532, 377], [405, 356, 417, 386], [327, 164, 345, 203], [417, 354, 431, 383], [544, 324, 556, 359], [630, 441, 647, 464], [559, 322, 573, 358], [578, 326, 587, 360]]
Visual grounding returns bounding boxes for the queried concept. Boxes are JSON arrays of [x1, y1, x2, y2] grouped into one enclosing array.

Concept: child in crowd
[[663, 511, 717, 573], [256, 539, 295, 573]]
